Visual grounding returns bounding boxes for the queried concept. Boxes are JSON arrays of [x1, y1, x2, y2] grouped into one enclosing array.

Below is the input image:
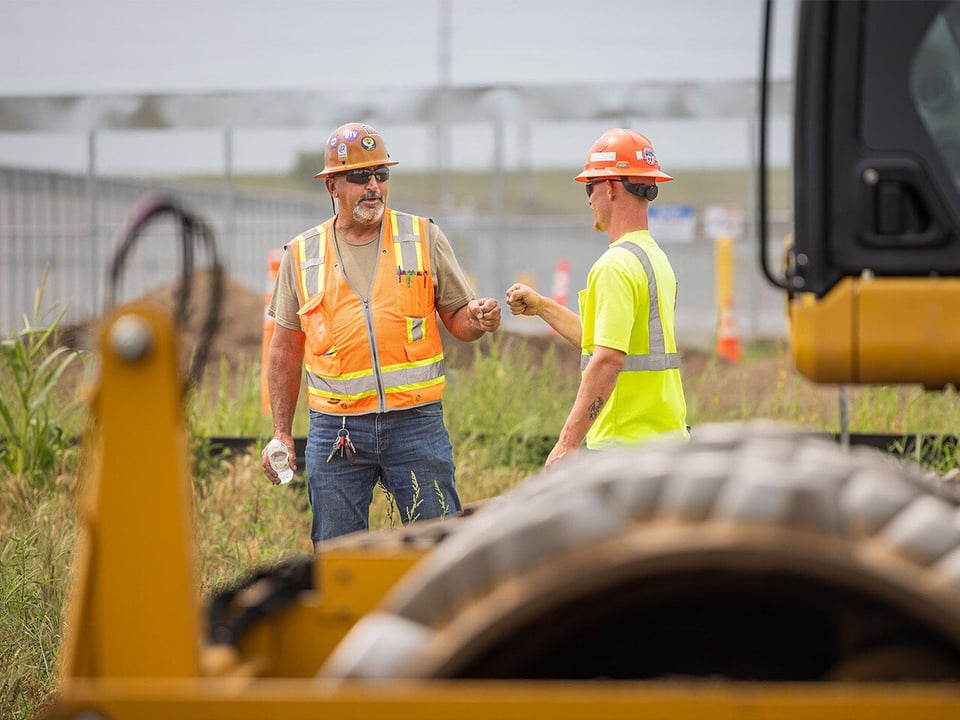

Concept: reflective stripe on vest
[[406, 316, 426, 342], [295, 225, 327, 302], [392, 212, 428, 284], [304, 356, 444, 400], [580, 241, 681, 372]]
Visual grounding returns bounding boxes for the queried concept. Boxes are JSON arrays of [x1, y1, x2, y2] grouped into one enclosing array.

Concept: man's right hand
[[505, 283, 544, 317], [262, 434, 297, 485]]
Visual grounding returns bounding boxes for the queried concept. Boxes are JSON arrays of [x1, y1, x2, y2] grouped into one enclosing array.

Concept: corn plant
[[0, 282, 82, 488]]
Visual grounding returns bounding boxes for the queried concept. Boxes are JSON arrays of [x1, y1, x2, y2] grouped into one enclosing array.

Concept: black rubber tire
[[319, 421, 960, 682]]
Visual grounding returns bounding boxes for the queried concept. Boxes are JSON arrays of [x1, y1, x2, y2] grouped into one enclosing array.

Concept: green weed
[[0, 271, 83, 489], [371, 472, 449, 531], [444, 332, 575, 472]]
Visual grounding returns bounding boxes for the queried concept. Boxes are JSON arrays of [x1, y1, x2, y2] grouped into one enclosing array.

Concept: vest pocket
[[310, 352, 342, 378], [298, 292, 333, 359], [395, 276, 431, 317], [404, 334, 440, 362]]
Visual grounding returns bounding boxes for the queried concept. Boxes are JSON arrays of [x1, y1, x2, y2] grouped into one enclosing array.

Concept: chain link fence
[[0, 165, 790, 346]]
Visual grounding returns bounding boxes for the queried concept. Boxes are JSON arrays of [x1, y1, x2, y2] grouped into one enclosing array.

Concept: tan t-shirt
[[269, 216, 476, 331]]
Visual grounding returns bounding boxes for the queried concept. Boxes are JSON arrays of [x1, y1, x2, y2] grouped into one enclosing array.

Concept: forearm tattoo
[[588, 395, 606, 421]]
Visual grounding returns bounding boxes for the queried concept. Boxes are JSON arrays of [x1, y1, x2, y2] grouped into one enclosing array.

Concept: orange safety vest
[[289, 209, 445, 415]]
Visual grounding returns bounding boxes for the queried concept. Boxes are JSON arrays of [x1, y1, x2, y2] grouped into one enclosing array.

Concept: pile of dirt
[[136, 269, 267, 373]]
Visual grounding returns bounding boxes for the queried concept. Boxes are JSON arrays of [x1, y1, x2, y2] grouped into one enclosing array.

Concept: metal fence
[[0, 165, 790, 345]]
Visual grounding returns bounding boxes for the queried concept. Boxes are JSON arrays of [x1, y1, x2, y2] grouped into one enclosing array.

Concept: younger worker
[[263, 122, 501, 546], [506, 128, 687, 468]]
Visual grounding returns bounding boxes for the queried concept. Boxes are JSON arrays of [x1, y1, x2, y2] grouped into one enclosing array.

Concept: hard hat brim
[[575, 167, 673, 183]]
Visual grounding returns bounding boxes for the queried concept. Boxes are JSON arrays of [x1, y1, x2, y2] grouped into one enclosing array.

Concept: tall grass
[[0, 474, 76, 720], [0, 277, 83, 489], [3, 331, 960, 719], [442, 333, 576, 496]]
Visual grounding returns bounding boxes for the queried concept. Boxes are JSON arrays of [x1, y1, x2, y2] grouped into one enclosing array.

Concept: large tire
[[319, 421, 960, 682]]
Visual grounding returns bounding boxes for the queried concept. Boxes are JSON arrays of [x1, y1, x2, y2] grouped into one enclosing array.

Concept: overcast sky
[[0, 0, 799, 174]]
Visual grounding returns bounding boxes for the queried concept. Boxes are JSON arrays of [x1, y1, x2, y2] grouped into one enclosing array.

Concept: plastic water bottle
[[265, 438, 293, 484]]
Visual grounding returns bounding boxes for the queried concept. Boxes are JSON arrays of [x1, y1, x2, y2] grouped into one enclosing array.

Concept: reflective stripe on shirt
[[580, 241, 680, 372]]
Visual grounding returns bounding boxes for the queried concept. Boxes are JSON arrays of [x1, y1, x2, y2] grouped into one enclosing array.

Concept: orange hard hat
[[574, 128, 672, 183], [314, 122, 399, 178]]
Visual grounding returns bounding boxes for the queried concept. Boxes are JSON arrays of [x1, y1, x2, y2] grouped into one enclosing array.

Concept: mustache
[[360, 193, 383, 202]]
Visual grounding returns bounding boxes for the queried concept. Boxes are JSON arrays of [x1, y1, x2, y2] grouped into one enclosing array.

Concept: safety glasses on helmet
[[343, 166, 390, 184]]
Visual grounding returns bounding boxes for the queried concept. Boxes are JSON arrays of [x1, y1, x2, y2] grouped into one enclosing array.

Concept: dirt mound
[[136, 269, 266, 373]]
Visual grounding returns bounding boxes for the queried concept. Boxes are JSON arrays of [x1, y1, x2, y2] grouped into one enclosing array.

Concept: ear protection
[[621, 179, 659, 201]]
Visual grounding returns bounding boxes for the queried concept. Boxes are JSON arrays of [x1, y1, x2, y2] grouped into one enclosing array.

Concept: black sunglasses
[[585, 180, 606, 197], [343, 166, 390, 184]]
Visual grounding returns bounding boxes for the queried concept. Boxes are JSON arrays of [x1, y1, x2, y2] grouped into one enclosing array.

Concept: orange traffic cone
[[716, 304, 742, 363], [549, 258, 571, 336], [552, 258, 570, 308], [261, 248, 283, 415]]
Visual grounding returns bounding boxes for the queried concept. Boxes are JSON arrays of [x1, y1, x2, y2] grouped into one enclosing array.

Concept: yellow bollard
[[715, 235, 742, 363]]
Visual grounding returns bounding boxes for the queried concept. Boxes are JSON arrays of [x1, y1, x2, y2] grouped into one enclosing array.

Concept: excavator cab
[[784, 0, 960, 387]]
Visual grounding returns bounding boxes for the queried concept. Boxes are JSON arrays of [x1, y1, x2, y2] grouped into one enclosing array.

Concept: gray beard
[[353, 201, 384, 225]]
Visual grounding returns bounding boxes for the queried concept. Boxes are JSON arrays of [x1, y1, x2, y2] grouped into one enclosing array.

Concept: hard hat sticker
[[338, 143, 348, 159], [361, 136, 377, 151], [328, 135, 339, 147], [344, 128, 360, 141], [361, 124, 377, 134], [639, 148, 657, 165], [590, 151, 617, 162]]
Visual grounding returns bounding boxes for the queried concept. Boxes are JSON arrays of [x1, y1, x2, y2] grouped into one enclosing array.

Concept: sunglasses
[[343, 166, 390, 184], [585, 180, 608, 197]]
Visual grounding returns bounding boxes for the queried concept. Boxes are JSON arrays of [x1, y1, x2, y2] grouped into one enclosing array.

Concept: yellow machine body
[[789, 276, 960, 388], [60, 303, 201, 682]]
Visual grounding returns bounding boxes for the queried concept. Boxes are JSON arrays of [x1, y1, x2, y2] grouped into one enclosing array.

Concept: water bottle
[[265, 438, 293, 484]]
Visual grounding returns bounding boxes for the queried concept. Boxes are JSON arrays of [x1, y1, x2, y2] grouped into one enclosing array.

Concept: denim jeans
[[305, 402, 462, 544]]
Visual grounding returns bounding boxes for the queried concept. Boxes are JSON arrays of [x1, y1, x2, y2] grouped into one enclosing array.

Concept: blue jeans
[[305, 402, 462, 544]]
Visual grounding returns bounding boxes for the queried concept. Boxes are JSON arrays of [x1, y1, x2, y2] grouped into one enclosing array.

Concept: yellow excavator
[[781, 0, 960, 387], [44, 1, 960, 718]]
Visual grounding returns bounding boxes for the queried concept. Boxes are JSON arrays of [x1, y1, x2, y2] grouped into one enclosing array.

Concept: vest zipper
[[333, 223, 388, 414], [362, 297, 387, 413]]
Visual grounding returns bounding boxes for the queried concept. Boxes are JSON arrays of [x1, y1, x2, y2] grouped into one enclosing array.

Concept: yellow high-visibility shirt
[[579, 230, 688, 448]]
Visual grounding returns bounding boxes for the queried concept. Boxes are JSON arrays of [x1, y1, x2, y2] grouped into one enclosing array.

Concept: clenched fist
[[505, 283, 544, 317], [469, 296, 501, 333]]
